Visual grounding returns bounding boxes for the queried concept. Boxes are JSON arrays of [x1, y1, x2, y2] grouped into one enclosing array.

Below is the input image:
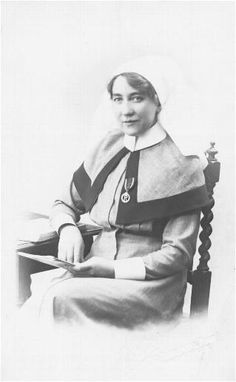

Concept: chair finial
[[205, 142, 218, 162]]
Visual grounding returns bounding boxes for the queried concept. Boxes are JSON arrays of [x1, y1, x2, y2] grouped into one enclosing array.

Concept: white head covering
[[90, 55, 209, 168]]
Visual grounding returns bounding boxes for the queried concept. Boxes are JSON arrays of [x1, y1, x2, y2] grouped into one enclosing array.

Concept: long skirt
[[22, 268, 187, 328]]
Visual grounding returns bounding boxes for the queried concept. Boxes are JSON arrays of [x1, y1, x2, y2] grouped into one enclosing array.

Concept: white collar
[[124, 122, 167, 152]]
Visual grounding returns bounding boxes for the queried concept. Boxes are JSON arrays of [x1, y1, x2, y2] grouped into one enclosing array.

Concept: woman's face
[[111, 76, 159, 136]]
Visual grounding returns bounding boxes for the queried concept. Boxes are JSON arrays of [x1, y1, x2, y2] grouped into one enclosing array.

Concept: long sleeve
[[143, 211, 201, 280], [50, 180, 86, 233]]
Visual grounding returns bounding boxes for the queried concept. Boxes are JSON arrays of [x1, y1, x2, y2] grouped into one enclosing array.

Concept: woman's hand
[[58, 225, 85, 263], [71, 257, 115, 278]]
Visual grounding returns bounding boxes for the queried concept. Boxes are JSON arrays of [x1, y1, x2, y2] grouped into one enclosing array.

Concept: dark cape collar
[[73, 129, 210, 225]]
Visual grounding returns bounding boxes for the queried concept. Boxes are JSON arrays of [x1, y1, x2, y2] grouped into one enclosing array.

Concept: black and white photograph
[[1, 1, 235, 380]]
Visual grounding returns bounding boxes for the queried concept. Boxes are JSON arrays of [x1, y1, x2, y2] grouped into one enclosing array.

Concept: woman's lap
[[25, 268, 186, 328]]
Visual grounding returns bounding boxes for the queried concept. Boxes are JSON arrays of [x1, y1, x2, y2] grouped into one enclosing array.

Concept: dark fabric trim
[[116, 146, 210, 224], [73, 147, 129, 211], [72, 164, 91, 210], [116, 184, 210, 224], [125, 150, 140, 178], [73, 141, 210, 225]]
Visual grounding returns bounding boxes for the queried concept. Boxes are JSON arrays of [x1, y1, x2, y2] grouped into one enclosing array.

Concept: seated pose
[[24, 57, 210, 328]]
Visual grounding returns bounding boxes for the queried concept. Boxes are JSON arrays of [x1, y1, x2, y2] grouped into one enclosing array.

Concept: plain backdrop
[[1, 1, 235, 380]]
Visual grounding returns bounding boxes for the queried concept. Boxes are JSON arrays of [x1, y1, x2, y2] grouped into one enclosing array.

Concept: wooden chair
[[17, 143, 220, 317]]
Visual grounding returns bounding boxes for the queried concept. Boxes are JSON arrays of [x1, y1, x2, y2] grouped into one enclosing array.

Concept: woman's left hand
[[70, 257, 115, 278]]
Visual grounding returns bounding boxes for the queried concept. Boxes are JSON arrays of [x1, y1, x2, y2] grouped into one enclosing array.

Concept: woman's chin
[[125, 131, 139, 137], [121, 126, 142, 136]]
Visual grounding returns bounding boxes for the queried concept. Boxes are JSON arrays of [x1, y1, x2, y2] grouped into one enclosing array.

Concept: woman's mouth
[[122, 120, 139, 125]]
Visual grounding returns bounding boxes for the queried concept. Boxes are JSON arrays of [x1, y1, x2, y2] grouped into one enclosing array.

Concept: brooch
[[121, 177, 135, 203]]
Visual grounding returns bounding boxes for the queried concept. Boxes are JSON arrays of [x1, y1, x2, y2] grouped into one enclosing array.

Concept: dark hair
[[107, 72, 161, 105]]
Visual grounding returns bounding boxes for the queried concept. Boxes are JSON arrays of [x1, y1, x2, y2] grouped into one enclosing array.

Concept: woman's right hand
[[58, 225, 85, 264]]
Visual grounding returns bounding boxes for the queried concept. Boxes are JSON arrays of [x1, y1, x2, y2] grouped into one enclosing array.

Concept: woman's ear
[[154, 95, 162, 113], [156, 103, 162, 114]]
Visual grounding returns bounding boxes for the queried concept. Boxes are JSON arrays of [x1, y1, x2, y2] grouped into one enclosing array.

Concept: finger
[[58, 245, 66, 261], [78, 248, 84, 263], [78, 241, 85, 263], [73, 262, 91, 273], [67, 248, 74, 264], [73, 243, 81, 263], [69, 263, 88, 277]]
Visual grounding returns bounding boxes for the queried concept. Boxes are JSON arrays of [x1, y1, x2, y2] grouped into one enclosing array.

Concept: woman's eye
[[132, 96, 143, 102], [112, 97, 122, 103]]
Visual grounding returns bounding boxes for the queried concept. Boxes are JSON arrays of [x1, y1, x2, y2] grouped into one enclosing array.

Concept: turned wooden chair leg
[[190, 142, 220, 317], [190, 200, 214, 316], [190, 270, 211, 315]]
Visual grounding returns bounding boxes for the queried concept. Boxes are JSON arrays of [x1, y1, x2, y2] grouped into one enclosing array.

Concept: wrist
[[58, 223, 78, 236]]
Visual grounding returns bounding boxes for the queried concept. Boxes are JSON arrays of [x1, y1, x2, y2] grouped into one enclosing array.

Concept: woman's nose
[[121, 101, 134, 116]]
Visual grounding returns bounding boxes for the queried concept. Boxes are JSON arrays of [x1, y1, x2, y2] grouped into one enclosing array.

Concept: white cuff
[[114, 257, 146, 280], [51, 213, 76, 234]]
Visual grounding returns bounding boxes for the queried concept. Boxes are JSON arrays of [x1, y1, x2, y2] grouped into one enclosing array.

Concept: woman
[[25, 56, 210, 327]]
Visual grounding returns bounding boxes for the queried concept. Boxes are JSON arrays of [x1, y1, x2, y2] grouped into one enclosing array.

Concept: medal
[[121, 192, 130, 203], [121, 177, 135, 203]]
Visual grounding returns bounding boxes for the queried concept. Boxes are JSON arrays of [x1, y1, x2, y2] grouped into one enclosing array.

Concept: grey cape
[[73, 129, 210, 225]]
